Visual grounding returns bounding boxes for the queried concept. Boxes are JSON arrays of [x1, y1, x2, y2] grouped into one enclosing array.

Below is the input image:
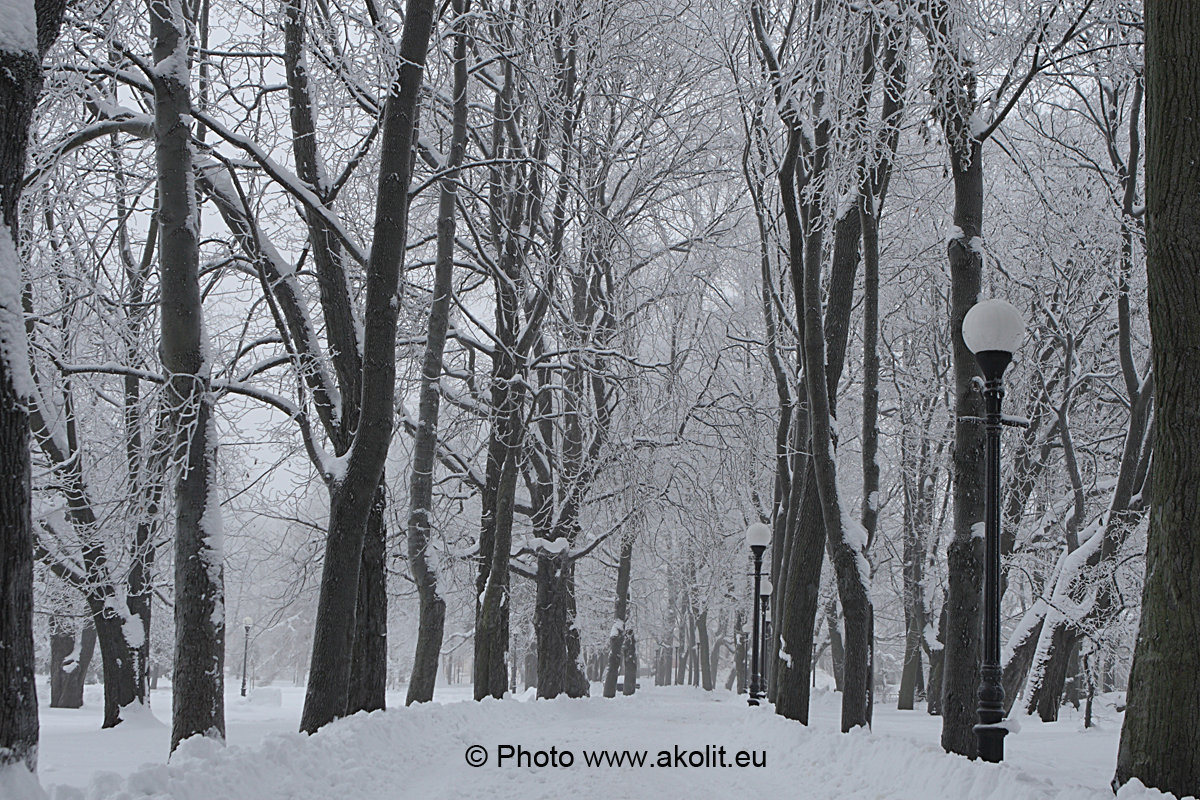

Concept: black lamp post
[[759, 577, 773, 700], [763, 578, 772, 695], [745, 522, 771, 706], [241, 616, 252, 697], [962, 298, 1024, 763]]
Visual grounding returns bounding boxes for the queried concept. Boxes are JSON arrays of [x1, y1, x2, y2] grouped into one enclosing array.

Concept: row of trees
[[1, 0, 1196, 796]]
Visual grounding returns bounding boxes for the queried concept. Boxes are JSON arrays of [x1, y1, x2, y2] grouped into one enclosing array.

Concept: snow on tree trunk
[[404, 0, 470, 706], [923, 0, 989, 748], [0, 0, 65, 774], [147, 0, 226, 751]]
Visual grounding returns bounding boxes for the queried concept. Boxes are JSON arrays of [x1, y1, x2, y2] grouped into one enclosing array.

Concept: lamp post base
[[974, 723, 1007, 763]]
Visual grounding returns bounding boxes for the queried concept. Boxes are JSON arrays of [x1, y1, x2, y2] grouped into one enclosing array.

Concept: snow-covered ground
[[10, 679, 1182, 800]]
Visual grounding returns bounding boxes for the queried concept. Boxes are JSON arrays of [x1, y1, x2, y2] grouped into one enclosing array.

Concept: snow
[[529, 537, 570, 555], [200, 412, 225, 631], [0, 229, 35, 399], [0, 0, 37, 55], [0, 765, 45, 800], [23, 681, 1176, 800]]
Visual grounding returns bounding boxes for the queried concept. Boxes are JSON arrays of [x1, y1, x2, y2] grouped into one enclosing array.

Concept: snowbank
[[21, 687, 1188, 800]]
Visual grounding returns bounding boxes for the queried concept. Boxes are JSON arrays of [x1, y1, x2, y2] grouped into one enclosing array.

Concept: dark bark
[[347, 483, 387, 714], [695, 608, 713, 692], [535, 552, 571, 698], [603, 533, 636, 698], [405, 0, 470, 706], [926, 604, 947, 716], [283, 0, 387, 716], [474, 393, 522, 699], [92, 606, 140, 729], [147, 0, 226, 751], [49, 620, 95, 709], [938, 140, 986, 760], [1115, 3, 1200, 793], [301, 0, 438, 733], [0, 0, 66, 773], [563, 570, 589, 698], [621, 630, 637, 696]]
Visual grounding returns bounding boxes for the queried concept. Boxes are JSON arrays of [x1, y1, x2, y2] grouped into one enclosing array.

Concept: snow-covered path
[[19, 684, 1179, 800]]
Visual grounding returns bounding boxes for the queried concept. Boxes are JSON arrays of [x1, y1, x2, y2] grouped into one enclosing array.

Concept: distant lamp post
[[241, 617, 253, 697], [962, 298, 1024, 763], [759, 578, 773, 700], [745, 522, 771, 707]]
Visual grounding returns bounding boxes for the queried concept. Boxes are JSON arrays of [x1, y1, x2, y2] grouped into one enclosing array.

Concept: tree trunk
[[604, 533, 635, 698], [91, 604, 140, 729], [348, 482, 387, 714], [1115, 3, 1200, 793], [621, 631, 637, 696], [827, 599, 845, 692], [563, 569, 589, 698], [695, 608, 713, 692], [926, 604, 947, 716], [939, 135, 986, 760], [301, 0, 438, 733], [898, 614, 924, 711], [0, 0, 66, 774], [535, 552, 571, 698], [405, 0, 469, 705], [49, 620, 94, 710], [1001, 605, 1043, 714], [147, 0, 226, 751], [474, 395, 522, 699]]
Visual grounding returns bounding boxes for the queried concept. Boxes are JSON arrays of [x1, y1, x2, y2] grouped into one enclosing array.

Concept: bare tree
[[300, 0, 439, 732], [405, 0, 471, 705], [0, 0, 67, 773]]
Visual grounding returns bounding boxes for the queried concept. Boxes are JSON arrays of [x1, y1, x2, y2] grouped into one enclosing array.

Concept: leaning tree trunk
[[1115, 3, 1200, 794], [148, 0, 227, 752], [300, 0, 438, 733], [769, 128, 825, 726]]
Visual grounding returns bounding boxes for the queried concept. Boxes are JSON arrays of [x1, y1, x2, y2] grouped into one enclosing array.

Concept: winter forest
[[1, 0, 1197, 798]]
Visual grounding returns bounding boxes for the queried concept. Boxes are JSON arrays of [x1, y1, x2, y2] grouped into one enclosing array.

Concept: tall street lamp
[[241, 617, 253, 697], [962, 298, 1024, 763], [745, 522, 771, 706], [759, 577, 773, 700]]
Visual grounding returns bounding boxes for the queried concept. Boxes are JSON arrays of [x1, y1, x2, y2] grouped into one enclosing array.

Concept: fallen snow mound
[[15, 688, 1187, 800]]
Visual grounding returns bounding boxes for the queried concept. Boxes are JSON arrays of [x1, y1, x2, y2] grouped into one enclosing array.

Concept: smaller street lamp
[[962, 297, 1024, 763], [759, 578, 773, 700], [241, 617, 253, 698], [745, 522, 771, 707]]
